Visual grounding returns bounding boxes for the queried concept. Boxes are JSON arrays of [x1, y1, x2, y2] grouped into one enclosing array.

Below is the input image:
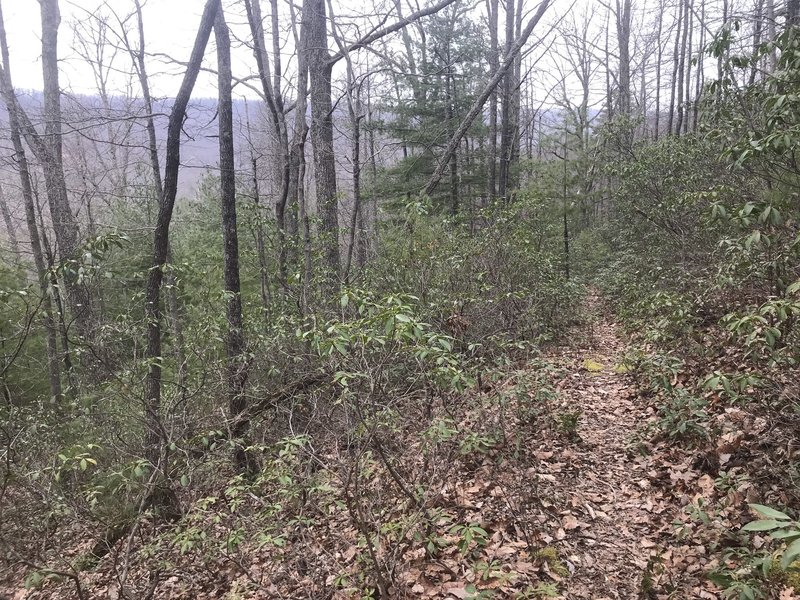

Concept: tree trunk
[[305, 0, 341, 287], [766, 0, 777, 71], [498, 0, 515, 201], [668, 0, 683, 135], [675, 0, 689, 135], [683, 0, 693, 134], [0, 1, 63, 403], [132, 1, 162, 198], [654, 0, 664, 139], [693, 0, 706, 131], [215, 9, 251, 472], [446, 65, 459, 213], [287, 0, 309, 294], [244, 0, 291, 284], [604, 10, 614, 121], [486, 0, 499, 202], [616, 0, 632, 116], [128, 0, 187, 394], [750, 0, 765, 85], [39, 0, 94, 340], [326, 0, 364, 283], [143, 0, 219, 472]]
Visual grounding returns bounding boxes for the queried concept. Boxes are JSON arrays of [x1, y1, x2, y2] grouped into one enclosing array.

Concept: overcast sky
[[3, 0, 249, 98], [1, 0, 591, 102]]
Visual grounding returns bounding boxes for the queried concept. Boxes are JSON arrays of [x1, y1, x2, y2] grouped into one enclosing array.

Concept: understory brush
[[1, 197, 582, 598], [585, 122, 800, 597]]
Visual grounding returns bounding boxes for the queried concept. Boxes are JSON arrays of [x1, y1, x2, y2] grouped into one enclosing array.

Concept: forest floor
[[536, 295, 710, 599], [5, 294, 798, 599]]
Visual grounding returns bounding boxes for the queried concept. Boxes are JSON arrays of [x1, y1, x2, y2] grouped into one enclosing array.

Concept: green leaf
[[771, 529, 800, 540], [780, 536, 800, 570], [180, 474, 189, 487], [742, 519, 785, 531], [749, 504, 791, 520]]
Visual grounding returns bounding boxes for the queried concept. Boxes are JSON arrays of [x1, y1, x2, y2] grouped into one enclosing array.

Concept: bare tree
[[498, 0, 517, 201], [615, 0, 632, 116], [143, 0, 219, 480], [654, 0, 665, 139], [303, 0, 461, 287], [0, 0, 93, 341], [244, 0, 291, 284], [674, 0, 690, 135], [486, 0, 500, 201], [667, 0, 683, 134], [215, 7, 251, 472], [0, 0, 63, 403], [424, 0, 552, 196]]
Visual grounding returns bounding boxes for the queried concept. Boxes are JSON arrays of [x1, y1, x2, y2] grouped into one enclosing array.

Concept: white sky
[[1, 0, 589, 101], [0, 0, 739, 115], [3, 0, 243, 98]]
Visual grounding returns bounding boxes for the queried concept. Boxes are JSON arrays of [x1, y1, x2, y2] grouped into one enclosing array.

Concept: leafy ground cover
[[4, 293, 797, 599]]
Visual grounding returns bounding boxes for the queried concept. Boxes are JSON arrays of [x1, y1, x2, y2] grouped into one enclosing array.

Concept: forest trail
[[537, 295, 685, 599]]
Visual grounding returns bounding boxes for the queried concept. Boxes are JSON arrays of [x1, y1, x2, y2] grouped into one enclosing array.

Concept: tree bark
[[0, 0, 63, 403], [498, 0, 516, 201], [215, 9, 251, 472], [143, 0, 219, 471], [668, 0, 683, 135], [486, 0, 499, 202], [615, 0, 632, 116]]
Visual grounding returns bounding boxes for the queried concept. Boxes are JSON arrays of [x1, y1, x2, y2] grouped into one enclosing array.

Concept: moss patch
[[583, 358, 604, 373], [535, 546, 569, 578]]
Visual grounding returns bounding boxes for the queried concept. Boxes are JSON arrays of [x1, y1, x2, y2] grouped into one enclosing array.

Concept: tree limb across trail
[[422, 0, 552, 198]]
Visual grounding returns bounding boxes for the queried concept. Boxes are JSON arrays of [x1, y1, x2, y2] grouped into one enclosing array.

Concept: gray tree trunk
[[0, 1, 63, 403], [143, 0, 219, 474], [215, 9, 251, 472]]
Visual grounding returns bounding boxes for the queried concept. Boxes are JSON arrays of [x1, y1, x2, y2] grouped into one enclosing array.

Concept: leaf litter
[[4, 295, 798, 599]]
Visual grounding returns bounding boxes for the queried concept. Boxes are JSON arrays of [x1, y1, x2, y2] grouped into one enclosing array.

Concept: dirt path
[[540, 297, 678, 599]]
